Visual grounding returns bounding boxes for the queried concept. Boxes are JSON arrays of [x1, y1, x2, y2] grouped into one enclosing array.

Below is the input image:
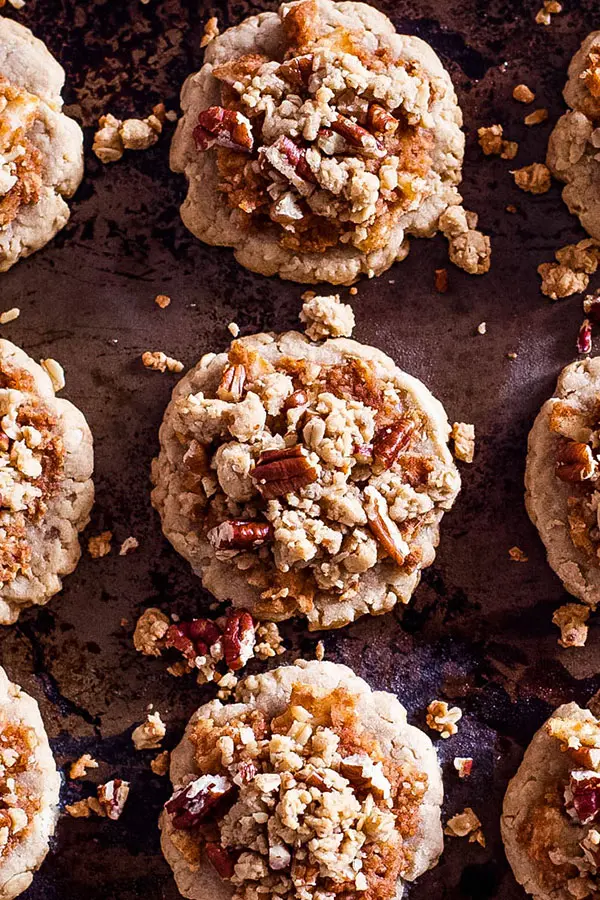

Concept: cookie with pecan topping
[[0, 666, 60, 899], [0, 339, 93, 624], [502, 702, 600, 900], [0, 18, 83, 271], [151, 329, 460, 630], [160, 659, 443, 900], [526, 357, 600, 607], [170, 0, 465, 284]]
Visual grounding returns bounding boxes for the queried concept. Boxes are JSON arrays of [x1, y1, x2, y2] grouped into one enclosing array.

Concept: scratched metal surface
[[0, 0, 599, 896]]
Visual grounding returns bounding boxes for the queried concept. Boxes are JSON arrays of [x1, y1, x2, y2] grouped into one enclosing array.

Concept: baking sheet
[[2, 0, 600, 896]]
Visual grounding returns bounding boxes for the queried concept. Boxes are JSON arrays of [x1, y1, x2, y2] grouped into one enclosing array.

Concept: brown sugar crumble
[[513, 84, 536, 104], [119, 536, 139, 556], [426, 700, 462, 738], [477, 124, 518, 160], [93, 105, 167, 163], [451, 422, 475, 463], [154, 294, 171, 309], [200, 15, 219, 48], [69, 754, 99, 780], [539, 240, 600, 299], [141, 351, 184, 374], [151, 750, 170, 776], [132, 712, 166, 751], [88, 531, 112, 558], [524, 108, 549, 126], [508, 546, 528, 562], [552, 603, 590, 649], [66, 779, 130, 820], [535, 0, 562, 24], [512, 162, 551, 194], [445, 807, 485, 846]]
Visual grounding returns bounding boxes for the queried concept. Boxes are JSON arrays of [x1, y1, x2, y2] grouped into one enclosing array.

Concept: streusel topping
[[0, 719, 41, 856], [0, 77, 43, 229], [164, 683, 427, 900], [193, 0, 439, 255]]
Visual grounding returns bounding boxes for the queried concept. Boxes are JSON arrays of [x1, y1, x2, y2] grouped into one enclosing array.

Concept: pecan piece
[[194, 107, 254, 153], [164, 624, 197, 660], [182, 439, 209, 475], [556, 442, 597, 482], [364, 486, 409, 566], [222, 609, 256, 671], [165, 774, 234, 829], [217, 364, 246, 402], [366, 103, 398, 135], [207, 519, 273, 550], [261, 135, 315, 184], [278, 54, 313, 87], [330, 115, 386, 157], [578, 319, 593, 354], [251, 444, 318, 499], [205, 843, 236, 879], [97, 779, 130, 821], [373, 418, 416, 471], [566, 770, 600, 825], [283, 389, 308, 411]]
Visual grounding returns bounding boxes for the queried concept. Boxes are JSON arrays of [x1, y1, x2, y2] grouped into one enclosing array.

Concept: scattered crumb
[[556, 240, 599, 275], [254, 622, 285, 660], [349, 286, 358, 296], [132, 712, 166, 751], [509, 546, 528, 562], [426, 700, 462, 739], [434, 268, 449, 293], [69, 754, 99, 780], [445, 808, 485, 846], [506, 204, 517, 213], [216, 671, 238, 701], [453, 757, 473, 779], [507, 351, 518, 360], [151, 751, 170, 776], [577, 319, 592, 354], [200, 15, 219, 47], [477, 124, 518, 159], [154, 294, 171, 309], [477, 322, 487, 335], [524, 108, 549, 126], [439, 206, 491, 275], [66, 780, 129, 821], [93, 105, 166, 163], [65, 799, 95, 818], [119, 536, 139, 556], [300, 293, 355, 340], [538, 264, 590, 300], [512, 162, 551, 194], [133, 608, 170, 657], [552, 603, 590, 649], [228, 322, 240, 337], [535, 0, 561, 23], [0, 308, 19, 325], [1, 0, 26, 8], [315, 640, 325, 661], [513, 84, 535, 103], [141, 351, 184, 373], [88, 531, 112, 559], [451, 422, 475, 464], [40, 358, 65, 392]]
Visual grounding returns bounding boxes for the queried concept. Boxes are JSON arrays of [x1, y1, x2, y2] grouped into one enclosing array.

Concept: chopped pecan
[[373, 418, 416, 470], [187, 618, 221, 647], [366, 103, 398, 135], [165, 774, 234, 829], [97, 779, 130, 821], [330, 115, 385, 157], [251, 444, 318, 499], [578, 319, 593, 354], [217, 364, 246, 402], [194, 107, 254, 153], [165, 618, 221, 660], [182, 439, 210, 475], [278, 54, 313, 87], [555, 442, 597, 482], [364, 486, 409, 566], [207, 519, 273, 550], [263, 135, 315, 183], [566, 771, 600, 825], [164, 624, 197, 660], [222, 609, 256, 671], [234, 760, 258, 785], [283, 389, 309, 411], [205, 842, 236, 879], [212, 54, 268, 86]]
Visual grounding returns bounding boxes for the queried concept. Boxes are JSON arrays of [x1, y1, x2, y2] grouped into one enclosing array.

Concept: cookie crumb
[[477, 322, 487, 334], [445, 808, 485, 846], [142, 351, 184, 374], [132, 712, 166, 750], [453, 757, 473, 778], [151, 750, 170, 776], [93, 106, 164, 163], [512, 162, 551, 194], [200, 15, 219, 47], [154, 294, 171, 309], [509, 546, 528, 562], [254, 622, 285, 659], [349, 286, 358, 296], [66, 779, 129, 821], [133, 608, 170, 657], [507, 351, 518, 360], [119, 536, 139, 556], [315, 640, 325, 661], [69, 754, 99, 780], [477, 124, 518, 159], [300, 293, 355, 341], [439, 206, 491, 275], [216, 671, 238, 700], [40, 358, 65, 392], [434, 268, 449, 293], [0, 308, 20, 325], [513, 84, 535, 103], [451, 422, 475, 463], [88, 531, 112, 558], [552, 603, 590, 648], [426, 700, 462, 738], [228, 322, 240, 337], [538, 263, 590, 300], [506, 204, 517, 213], [524, 108, 548, 126]]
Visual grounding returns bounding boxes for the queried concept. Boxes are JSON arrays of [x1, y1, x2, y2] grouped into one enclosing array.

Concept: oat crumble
[[445, 807, 485, 846], [151, 750, 170, 776], [93, 105, 166, 163], [39, 358, 65, 393], [87, 531, 112, 559], [512, 162, 551, 194], [132, 712, 166, 751], [155, 294, 171, 309], [0, 309, 19, 325], [119, 536, 139, 555], [69, 753, 99, 780], [142, 351, 184, 374], [426, 700, 462, 739], [477, 322, 487, 335], [477, 124, 518, 159], [524, 108, 549, 126], [508, 546, 528, 562], [299, 292, 355, 340], [439, 206, 491, 275], [539, 240, 600, 299], [451, 422, 475, 464], [66, 779, 130, 821], [553, 603, 590, 649], [200, 16, 219, 48], [228, 322, 241, 338]]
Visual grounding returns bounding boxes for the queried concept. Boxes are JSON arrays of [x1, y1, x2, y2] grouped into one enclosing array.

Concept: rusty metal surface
[[1, 0, 599, 896]]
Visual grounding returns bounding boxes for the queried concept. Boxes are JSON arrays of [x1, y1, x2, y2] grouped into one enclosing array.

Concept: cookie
[[151, 328, 460, 630], [0, 666, 60, 899], [525, 357, 600, 607], [501, 702, 600, 899], [170, 0, 465, 285], [160, 659, 443, 900], [547, 32, 600, 239], [0, 339, 94, 624], [0, 17, 84, 271]]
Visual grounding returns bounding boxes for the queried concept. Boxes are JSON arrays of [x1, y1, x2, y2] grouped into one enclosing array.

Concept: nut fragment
[[434, 268, 449, 292], [373, 418, 416, 471], [566, 770, 600, 825], [194, 107, 254, 153], [132, 712, 166, 750], [330, 114, 385, 157], [206, 842, 236, 878], [222, 610, 255, 671], [97, 779, 130, 820], [251, 445, 318, 499], [578, 319, 593, 354], [119, 536, 139, 556], [217, 365, 246, 402], [555, 442, 597, 482], [445, 807, 485, 846], [165, 774, 234, 829], [207, 519, 273, 551], [69, 754, 99, 780], [40, 358, 65, 392], [200, 16, 219, 47], [0, 308, 20, 325], [364, 486, 408, 566], [366, 103, 398, 135], [453, 757, 473, 778], [524, 108, 548, 126], [155, 294, 171, 309], [88, 531, 112, 558], [553, 603, 590, 649]]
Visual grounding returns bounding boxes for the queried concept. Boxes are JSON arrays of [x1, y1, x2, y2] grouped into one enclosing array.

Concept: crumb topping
[[539, 240, 600, 300], [92, 105, 166, 164], [0, 720, 41, 856], [426, 700, 462, 739], [512, 162, 551, 194], [299, 292, 355, 341], [168, 333, 459, 621], [164, 683, 428, 900], [192, 0, 449, 255], [0, 77, 43, 229], [444, 807, 485, 846], [132, 712, 166, 750]]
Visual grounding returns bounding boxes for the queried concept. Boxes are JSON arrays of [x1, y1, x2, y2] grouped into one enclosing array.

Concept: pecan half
[[207, 519, 273, 550], [164, 624, 197, 660], [205, 843, 236, 879], [566, 770, 600, 825], [330, 115, 386, 157], [165, 774, 234, 830], [367, 103, 399, 135], [217, 364, 246, 402], [222, 609, 256, 670], [194, 107, 254, 153], [373, 418, 416, 471], [556, 441, 597, 483], [251, 444, 318, 499], [364, 486, 409, 566]]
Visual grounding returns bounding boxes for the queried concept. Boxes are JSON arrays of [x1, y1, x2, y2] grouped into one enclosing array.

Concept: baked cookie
[[151, 328, 460, 630], [160, 659, 443, 900], [0, 17, 84, 271], [502, 702, 600, 900], [525, 357, 600, 607], [547, 32, 600, 239], [0, 666, 60, 899], [0, 339, 94, 624], [170, 0, 465, 285]]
